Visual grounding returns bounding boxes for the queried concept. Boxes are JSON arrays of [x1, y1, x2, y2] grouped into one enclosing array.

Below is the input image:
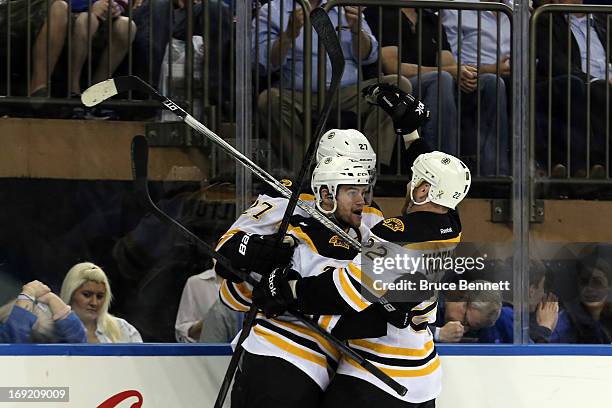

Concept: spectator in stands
[[68, 0, 138, 98], [535, 0, 610, 178], [254, 0, 412, 175], [130, 0, 232, 112], [551, 253, 612, 343], [0, 0, 69, 97], [434, 280, 507, 343], [529, 261, 559, 343], [30, 0, 70, 97], [363, 6, 465, 156], [60, 262, 143, 343], [0, 280, 86, 343], [175, 267, 220, 342], [441, 0, 511, 176], [199, 298, 243, 343]]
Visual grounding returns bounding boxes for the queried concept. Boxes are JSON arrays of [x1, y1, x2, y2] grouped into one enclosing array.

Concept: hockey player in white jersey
[[229, 156, 371, 408], [254, 150, 471, 408]]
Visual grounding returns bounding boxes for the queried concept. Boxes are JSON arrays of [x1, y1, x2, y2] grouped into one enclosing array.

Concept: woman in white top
[[60, 262, 143, 343]]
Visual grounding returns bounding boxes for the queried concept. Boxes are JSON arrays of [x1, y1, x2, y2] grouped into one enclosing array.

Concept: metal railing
[[0, 0, 236, 129], [252, 0, 513, 186], [530, 4, 612, 188]]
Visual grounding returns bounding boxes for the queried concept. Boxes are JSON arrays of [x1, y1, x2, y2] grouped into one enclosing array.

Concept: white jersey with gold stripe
[[241, 214, 367, 389], [333, 209, 462, 403], [217, 193, 382, 313], [361, 202, 384, 231]]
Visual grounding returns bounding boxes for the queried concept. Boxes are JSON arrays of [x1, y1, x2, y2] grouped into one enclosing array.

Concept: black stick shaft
[[221, 10, 349, 405], [276, 7, 346, 239]]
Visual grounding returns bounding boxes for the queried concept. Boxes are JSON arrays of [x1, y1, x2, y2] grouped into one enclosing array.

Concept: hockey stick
[[81, 75, 361, 251], [215, 9, 348, 407], [130, 135, 407, 397], [275, 6, 345, 246]]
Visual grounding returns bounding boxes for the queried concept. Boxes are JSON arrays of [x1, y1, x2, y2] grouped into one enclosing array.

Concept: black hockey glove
[[361, 83, 430, 135], [374, 273, 434, 329], [216, 232, 297, 282], [253, 267, 302, 318]]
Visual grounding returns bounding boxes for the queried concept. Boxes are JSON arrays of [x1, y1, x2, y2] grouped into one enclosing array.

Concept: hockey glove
[[253, 267, 301, 318], [361, 83, 430, 135], [216, 232, 297, 282], [374, 273, 434, 329]]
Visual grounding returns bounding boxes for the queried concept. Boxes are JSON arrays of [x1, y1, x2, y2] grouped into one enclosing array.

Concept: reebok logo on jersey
[[440, 227, 453, 234], [268, 269, 278, 296], [329, 235, 350, 249]]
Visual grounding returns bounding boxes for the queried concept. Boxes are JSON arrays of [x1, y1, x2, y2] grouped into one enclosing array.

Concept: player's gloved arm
[[252, 267, 301, 318], [327, 300, 422, 339], [252, 265, 366, 317], [372, 273, 435, 328], [330, 307, 388, 340], [361, 83, 430, 139], [215, 232, 296, 282], [294, 269, 368, 315]]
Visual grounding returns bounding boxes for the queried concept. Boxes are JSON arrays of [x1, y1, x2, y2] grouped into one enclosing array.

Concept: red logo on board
[[97, 390, 143, 408]]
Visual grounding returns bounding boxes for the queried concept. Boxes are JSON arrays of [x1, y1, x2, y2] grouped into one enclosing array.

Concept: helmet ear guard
[[409, 151, 471, 210], [311, 156, 370, 215]]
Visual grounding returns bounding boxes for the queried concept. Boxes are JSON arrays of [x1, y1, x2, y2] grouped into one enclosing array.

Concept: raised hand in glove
[[216, 232, 297, 282], [253, 267, 301, 318], [361, 83, 430, 136]]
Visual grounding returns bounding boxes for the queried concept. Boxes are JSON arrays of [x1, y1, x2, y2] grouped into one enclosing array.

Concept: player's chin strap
[[315, 197, 337, 215]]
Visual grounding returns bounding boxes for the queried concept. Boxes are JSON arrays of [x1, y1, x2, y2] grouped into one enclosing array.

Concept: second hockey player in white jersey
[[215, 128, 381, 312]]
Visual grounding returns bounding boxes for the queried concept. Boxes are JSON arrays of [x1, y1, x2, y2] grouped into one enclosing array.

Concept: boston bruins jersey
[[240, 215, 368, 389], [216, 192, 382, 312], [333, 209, 462, 404]]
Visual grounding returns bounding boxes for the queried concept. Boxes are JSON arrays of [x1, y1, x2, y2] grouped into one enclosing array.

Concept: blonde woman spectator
[[0, 280, 86, 343], [60, 262, 142, 343]]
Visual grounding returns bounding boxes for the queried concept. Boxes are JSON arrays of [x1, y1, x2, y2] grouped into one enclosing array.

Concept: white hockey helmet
[[317, 129, 376, 171], [409, 151, 471, 210], [311, 156, 370, 214]]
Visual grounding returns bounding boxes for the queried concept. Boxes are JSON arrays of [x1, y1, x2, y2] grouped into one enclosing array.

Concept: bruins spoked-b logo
[[382, 217, 405, 232], [324, 157, 333, 164], [327, 131, 335, 139], [441, 157, 451, 165], [280, 179, 293, 187], [329, 235, 350, 249]]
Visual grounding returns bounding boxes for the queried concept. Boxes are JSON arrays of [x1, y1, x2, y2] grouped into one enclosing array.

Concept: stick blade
[[310, 7, 345, 79], [81, 79, 119, 107], [131, 135, 149, 180]]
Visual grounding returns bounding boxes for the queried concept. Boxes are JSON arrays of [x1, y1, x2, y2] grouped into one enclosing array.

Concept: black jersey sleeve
[[295, 267, 369, 315], [330, 307, 388, 340]]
